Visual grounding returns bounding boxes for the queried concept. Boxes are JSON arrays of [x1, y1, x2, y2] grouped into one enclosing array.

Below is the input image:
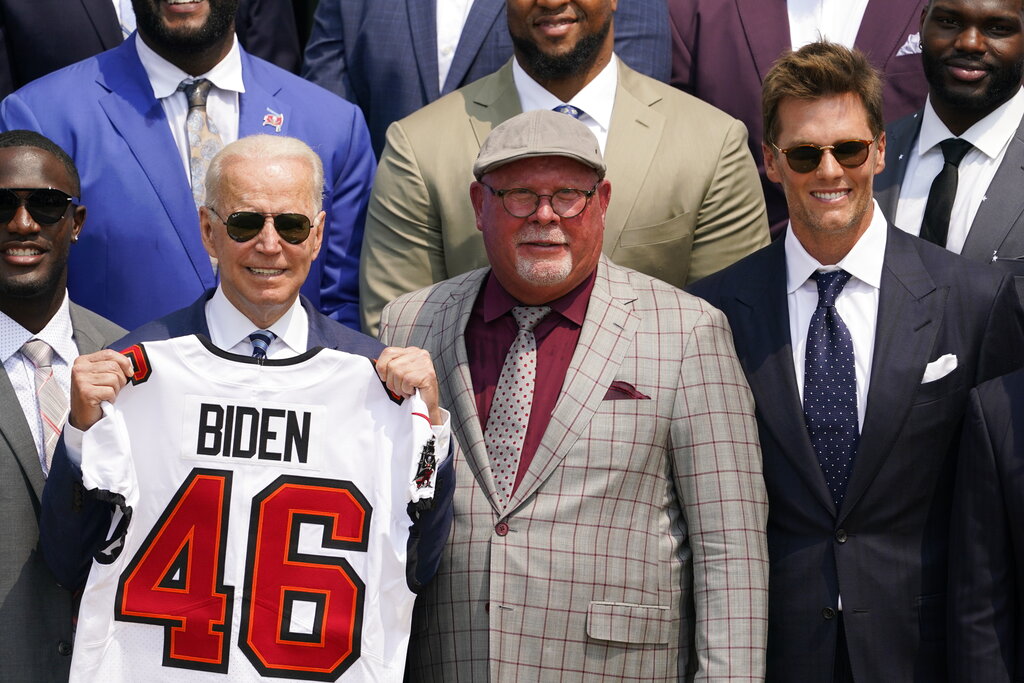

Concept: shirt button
[[495, 522, 509, 536], [822, 607, 837, 620], [835, 529, 848, 543], [57, 640, 72, 656]]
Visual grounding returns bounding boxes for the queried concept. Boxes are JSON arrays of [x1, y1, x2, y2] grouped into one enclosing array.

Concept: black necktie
[[803, 270, 859, 507], [920, 138, 973, 247]]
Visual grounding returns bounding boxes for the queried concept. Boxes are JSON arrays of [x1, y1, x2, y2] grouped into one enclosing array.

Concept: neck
[[931, 98, 1006, 137], [138, 30, 233, 76], [0, 288, 64, 335]]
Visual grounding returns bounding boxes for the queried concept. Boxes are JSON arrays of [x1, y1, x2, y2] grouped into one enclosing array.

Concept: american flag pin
[[262, 108, 284, 132]]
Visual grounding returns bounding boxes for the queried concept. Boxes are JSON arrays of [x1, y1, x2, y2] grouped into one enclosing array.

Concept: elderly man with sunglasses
[[38, 135, 454, 627], [690, 41, 1024, 683]]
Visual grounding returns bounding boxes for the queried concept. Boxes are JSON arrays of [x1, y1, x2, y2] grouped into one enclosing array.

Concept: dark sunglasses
[[772, 139, 876, 173], [207, 207, 312, 244], [0, 188, 76, 225]]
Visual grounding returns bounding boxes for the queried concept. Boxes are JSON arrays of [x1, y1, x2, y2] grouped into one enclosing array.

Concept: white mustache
[[515, 227, 568, 245]]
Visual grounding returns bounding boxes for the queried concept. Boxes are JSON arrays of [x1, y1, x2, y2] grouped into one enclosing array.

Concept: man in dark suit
[[0, 0, 301, 98], [671, 0, 929, 235], [691, 41, 1024, 682], [301, 0, 671, 156], [948, 368, 1024, 682], [0, 0, 374, 331], [40, 135, 453, 604], [0, 130, 124, 681], [875, 0, 1024, 300]]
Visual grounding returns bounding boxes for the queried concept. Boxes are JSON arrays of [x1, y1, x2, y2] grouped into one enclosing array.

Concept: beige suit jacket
[[379, 258, 769, 681], [360, 58, 769, 334]]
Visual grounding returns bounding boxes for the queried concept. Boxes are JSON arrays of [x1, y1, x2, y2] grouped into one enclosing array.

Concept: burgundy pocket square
[[603, 381, 650, 400]]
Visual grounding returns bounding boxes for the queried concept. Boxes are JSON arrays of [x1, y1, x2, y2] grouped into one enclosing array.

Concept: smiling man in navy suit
[[692, 41, 1024, 682], [0, 0, 375, 331]]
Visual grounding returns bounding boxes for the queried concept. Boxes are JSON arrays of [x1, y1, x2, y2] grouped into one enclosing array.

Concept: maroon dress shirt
[[466, 270, 596, 494]]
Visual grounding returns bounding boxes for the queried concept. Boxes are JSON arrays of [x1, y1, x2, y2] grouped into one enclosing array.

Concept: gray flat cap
[[473, 109, 606, 180]]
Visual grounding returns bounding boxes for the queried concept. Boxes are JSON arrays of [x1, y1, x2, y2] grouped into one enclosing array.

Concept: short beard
[[132, 0, 238, 55], [512, 16, 612, 82], [923, 53, 1024, 115], [0, 265, 64, 301]]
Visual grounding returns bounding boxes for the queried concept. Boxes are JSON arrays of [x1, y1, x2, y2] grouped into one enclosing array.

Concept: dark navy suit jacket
[[40, 291, 453, 597]]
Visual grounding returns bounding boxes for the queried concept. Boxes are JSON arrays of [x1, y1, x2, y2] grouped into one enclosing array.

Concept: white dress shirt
[[512, 54, 618, 154], [893, 88, 1024, 254], [135, 34, 246, 188], [788, 0, 870, 50], [785, 200, 888, 429], [436, 0, 474, 91], [0, 293, 77, 469]]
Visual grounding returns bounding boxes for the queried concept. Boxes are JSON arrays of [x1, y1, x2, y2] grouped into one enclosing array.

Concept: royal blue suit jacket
[[40, 291, 454, 597], [302, 0, 672, 155], [0, 36, 375, 331]]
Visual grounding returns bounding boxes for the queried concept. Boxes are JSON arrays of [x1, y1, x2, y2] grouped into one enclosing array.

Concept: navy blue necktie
[[803, 270, 859, 507], [552, 104, 584, 119], [248, 330, 275, 359]]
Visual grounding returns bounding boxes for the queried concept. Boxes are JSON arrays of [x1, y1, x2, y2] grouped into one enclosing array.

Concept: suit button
[[57, 640, 72, 657], [495, 522, 509, 536], [484, 602, 490, 613], [835, 529, 848, 543], [822, 607, 836, 620]]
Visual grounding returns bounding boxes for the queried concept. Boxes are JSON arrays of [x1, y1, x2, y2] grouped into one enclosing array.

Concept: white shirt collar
[[785, 199, 888, 293], [0, 292, 77, 363], [205, 286, 307, 356], [134, 32, 246, 100], [917, 87, 1024, 160], [511, 53, 617, 133]]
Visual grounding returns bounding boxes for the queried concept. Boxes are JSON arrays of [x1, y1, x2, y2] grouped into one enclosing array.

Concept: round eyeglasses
[[480, 182, 598, 219], [771, 139, 876, 174]]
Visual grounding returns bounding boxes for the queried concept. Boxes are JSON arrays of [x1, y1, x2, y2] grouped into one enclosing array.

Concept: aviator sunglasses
[[772, 139, 876, 174], [207, 207, 312, 244], [0, 188, 76, 225]]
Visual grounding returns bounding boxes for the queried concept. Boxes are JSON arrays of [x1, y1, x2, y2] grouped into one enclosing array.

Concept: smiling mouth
[[247, 267, 283, 276], [811, 190, 850, 201], [4, 246, 45, 256]]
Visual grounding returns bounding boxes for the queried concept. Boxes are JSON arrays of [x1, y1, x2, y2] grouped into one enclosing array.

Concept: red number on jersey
[[116, 469, 234, 672]]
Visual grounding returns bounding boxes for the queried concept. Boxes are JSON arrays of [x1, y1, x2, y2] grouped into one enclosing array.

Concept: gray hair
[[205, 134, 324, 215]]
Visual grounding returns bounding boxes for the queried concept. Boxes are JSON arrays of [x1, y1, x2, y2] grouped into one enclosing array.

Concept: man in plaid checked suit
[[379, 109, 770, 681]]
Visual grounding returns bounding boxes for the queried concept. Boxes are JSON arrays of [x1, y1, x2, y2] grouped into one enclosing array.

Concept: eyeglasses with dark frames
[[771, 139, 876, 174], [206, 207, 312, 244], [0, 188, 77, 225], [480, 182, 598, 219]]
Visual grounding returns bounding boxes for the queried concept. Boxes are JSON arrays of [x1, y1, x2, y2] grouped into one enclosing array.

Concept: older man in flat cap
[[379, 109, 769, 682]]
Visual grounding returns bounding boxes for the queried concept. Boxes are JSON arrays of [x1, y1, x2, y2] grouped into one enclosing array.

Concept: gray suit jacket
[[359, 58, 769, 335], [875, 110, 1024, 300], [0, 302, 123, 682], [380, 257, 769, 681]]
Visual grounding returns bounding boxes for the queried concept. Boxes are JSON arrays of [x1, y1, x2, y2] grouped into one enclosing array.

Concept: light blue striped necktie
[[248, 330, 275, 359]]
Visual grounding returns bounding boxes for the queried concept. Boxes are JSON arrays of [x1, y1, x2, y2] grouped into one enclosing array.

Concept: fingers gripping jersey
[[72, 336, 441, 682]]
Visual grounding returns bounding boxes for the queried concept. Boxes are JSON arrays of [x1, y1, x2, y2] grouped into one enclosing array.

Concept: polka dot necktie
[[20, 339, 68, 475], [552, 104, 584, 119], [248, 330, 275, 359], [485, 305, 551, 506], [803, 270, 859, 507]]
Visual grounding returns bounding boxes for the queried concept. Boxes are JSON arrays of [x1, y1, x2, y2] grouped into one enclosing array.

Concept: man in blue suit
[[301, 0, 672, 155], [40, 136, 454, 611], [0, 0, 375, 331]]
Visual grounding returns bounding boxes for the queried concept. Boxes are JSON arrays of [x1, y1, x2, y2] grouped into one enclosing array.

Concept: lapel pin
[[262, 108, 284, 133]]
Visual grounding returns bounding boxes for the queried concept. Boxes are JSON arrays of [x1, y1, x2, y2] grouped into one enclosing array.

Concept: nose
[[532, 195, 561, 223], [252, 217, 283, 253], [815, 149, 845, 179], [6, 204, 39, 235], [954, 25, 985, 52]]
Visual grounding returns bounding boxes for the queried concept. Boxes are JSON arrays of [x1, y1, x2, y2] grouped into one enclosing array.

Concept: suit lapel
[[840, 228, 942, 520], [603, 64, 665, 242], [444, 0, 504, 94], [468, 62, 522, 148], [96, 39, 213, 289], [506, 259, 640, 513], [961, 117, 1024, 261], [238, 52, 294, 138], [406, 0, 441, 102], [735, 0, 791, 80], [69, 304, 111, 354], [730, 240, 836, 515], [875, 113, 921, 220], [81, 0, 123, 50], [0, 369, 43, 502], [854, 0, 920, 63]]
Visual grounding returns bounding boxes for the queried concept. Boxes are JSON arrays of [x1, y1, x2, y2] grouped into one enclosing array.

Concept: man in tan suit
[[380, 109, 769, 681], [359, 0, 769, 334]]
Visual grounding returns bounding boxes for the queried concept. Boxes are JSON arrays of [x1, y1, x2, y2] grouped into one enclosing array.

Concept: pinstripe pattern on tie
[[20, 339, 68, 474], [248, 330, 275, 359]]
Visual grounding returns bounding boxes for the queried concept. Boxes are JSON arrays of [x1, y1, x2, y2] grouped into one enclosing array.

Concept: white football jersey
[[71, 335, 442, 682]]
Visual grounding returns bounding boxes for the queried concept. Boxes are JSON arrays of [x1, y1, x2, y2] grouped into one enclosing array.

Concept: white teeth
[[813, 191, 847, 200], [249, 267, 282, 275], [166, 0, 200, 4], [5, 248, 42, 256]]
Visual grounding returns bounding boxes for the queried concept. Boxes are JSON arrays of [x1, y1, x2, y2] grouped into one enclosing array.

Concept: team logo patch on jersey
[[120, 344, 152, 385]]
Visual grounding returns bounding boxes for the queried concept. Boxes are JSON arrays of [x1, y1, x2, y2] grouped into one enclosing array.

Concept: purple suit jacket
[[670, 0, 928, 235]]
